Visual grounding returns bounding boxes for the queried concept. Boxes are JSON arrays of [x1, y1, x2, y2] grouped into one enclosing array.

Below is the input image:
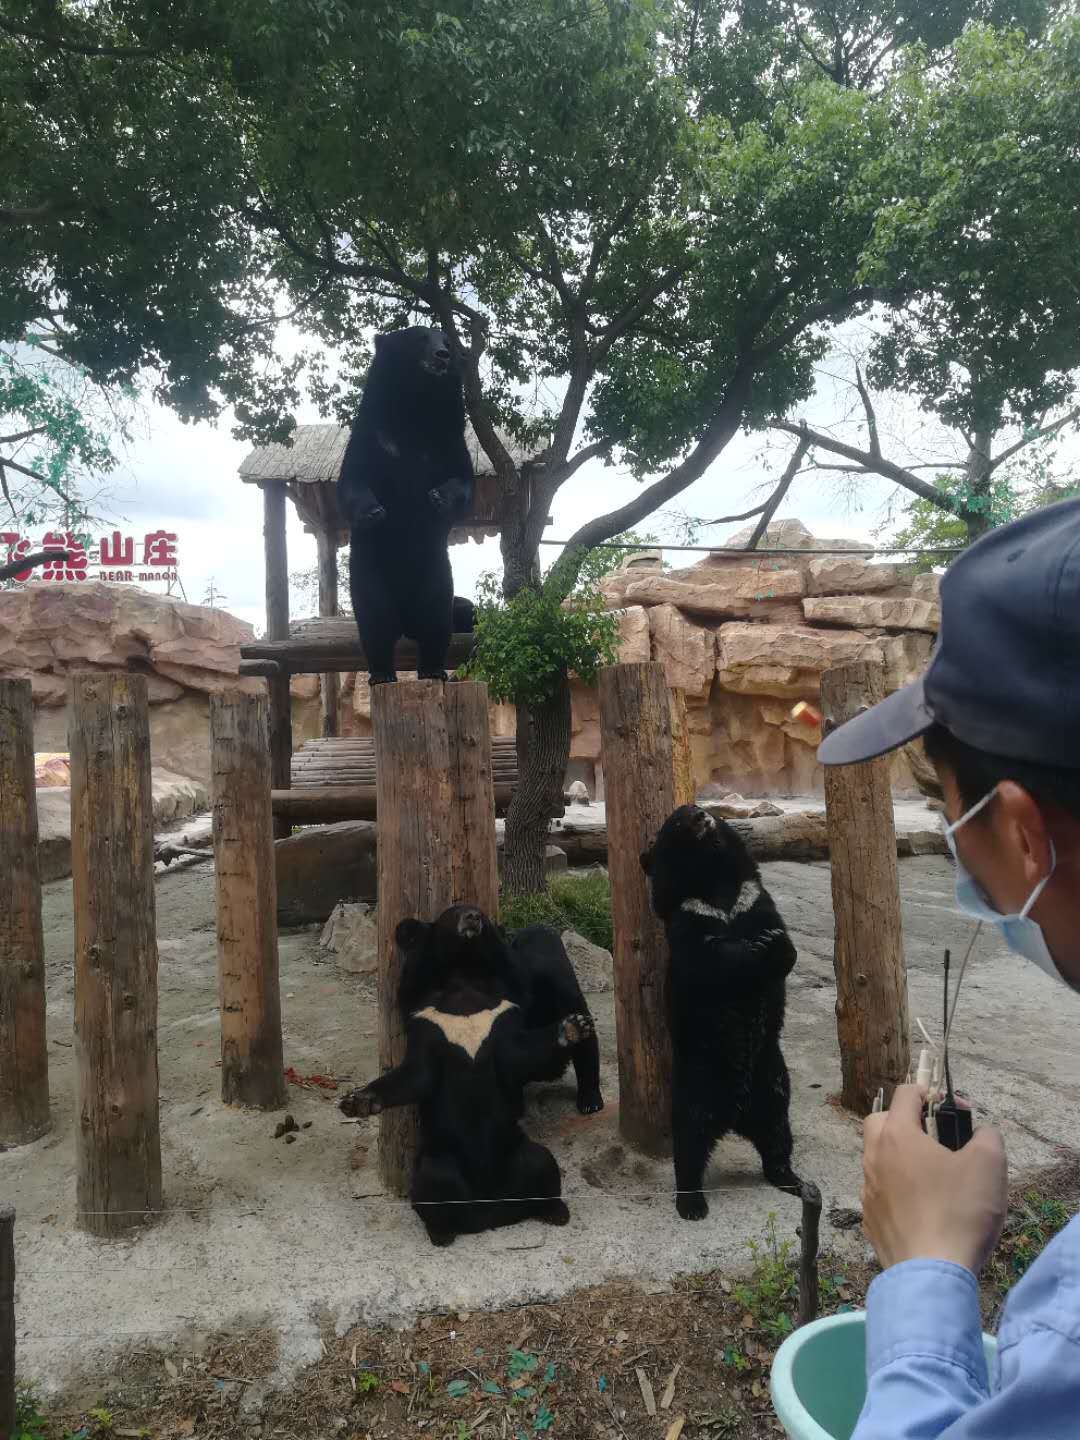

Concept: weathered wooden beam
[[262, 483, 293, 839], [271, 781, 515, 822], [822, 662, 911, 1114], [598, 662, 676, 1157], [0, 679, 50, 1145], [316, 530, 341, 739], [241, 624, 476, 674], [372, 681, 498, 1195], [238, 659, 282, 679], [70, 672, 162, 1235], [211, 691, 287, 1110]]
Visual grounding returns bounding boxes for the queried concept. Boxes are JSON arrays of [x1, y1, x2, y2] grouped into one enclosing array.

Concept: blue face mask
[[943, 790, 1073, 991]]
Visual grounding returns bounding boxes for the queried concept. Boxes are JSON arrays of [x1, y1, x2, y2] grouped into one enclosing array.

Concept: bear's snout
[[456, 908, 484, 939], [690, 808, 716, 838]]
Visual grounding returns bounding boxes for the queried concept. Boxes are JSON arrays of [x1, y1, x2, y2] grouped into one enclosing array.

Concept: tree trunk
[[963, 428, 995, 541], [0, 679, 50, 1146], [70, 672, 162, 1235], [372, 681, 498, 1193], [821, 663, 910, 1114], [598, 663, 675, 1155], [502, 673, 571, 895], [210, 690, 286, 1110]]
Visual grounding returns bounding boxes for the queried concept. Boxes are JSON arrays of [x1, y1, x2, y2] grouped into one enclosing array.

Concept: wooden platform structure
[[237, 422, 539, 834], [269, 734, 519, 822]]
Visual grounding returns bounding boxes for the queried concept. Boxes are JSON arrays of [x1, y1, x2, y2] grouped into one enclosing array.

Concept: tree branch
[[770, 418, 974, 519], [550, 439, 612, 483], [547, 365, 755, 597], [0, 16, 161, 59], [592, 259, 695, 356], [748, 284, 915, 367], [744, 438, 809, 549], [0, 427, 49, 446], [0, 201, 79, 227], [987, 406, 1080, 473], [853, 364, 881, 458], [0, 550, 74, 583]]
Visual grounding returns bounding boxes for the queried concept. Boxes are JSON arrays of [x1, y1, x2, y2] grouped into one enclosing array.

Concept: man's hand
[[862, 1084, 1008, 1274]]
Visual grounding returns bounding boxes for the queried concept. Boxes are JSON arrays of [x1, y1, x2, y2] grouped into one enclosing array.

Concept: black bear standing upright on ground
[[338, 326, 474, 684], [641, 804, 806, 1221], [338, 904, 591, 1246]]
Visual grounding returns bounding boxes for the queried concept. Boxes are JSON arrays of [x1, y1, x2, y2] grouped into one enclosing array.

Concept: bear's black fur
[[641, 804, 804, 1221], [338, 326, 474, 684], [338, 904, 590, 1246], [508, 925, 604, 1115]]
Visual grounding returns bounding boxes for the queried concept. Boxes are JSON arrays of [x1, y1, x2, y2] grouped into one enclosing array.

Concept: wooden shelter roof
[[237, 421, 534, 542], [238, 421, 531, 486]]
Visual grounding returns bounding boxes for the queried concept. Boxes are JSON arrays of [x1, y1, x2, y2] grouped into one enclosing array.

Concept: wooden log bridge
[[240, 618, 477, 676], [270, 734, 519, 824]]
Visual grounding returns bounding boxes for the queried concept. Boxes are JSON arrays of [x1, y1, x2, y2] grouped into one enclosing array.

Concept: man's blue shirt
[[852, 1214, 1080, 1438]]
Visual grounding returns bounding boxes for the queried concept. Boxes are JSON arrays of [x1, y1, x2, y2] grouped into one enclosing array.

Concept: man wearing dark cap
[[819, 498, 1080, 1438]]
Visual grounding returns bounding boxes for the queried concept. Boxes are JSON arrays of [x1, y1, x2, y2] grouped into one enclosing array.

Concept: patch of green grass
[[500, 871, 612, 951], [731, 1212, 798, 1341], [14, 1387, 48, 1440], [989, 1188, 1073, 1300]]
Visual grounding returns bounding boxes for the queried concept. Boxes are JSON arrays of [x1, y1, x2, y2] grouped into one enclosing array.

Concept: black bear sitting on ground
[[641, 804, 805, 1221], [338, 904, 590, 1246], [508, 925, 604, 1115], [338, 326, 474, 685]]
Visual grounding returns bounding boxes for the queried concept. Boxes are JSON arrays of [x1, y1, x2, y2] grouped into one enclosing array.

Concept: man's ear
[[640, 846, 653, 876], [395, 918, 429, 951]]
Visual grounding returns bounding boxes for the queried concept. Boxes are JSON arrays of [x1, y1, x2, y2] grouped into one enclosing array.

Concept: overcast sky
[[81, 318, 1076, 635]]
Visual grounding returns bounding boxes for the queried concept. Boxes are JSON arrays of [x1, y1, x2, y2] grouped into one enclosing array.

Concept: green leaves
[[463, 556, 620, 708]]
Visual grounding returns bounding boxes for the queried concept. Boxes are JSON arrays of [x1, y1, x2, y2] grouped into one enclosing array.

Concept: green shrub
[[500, 871, 612, 951]]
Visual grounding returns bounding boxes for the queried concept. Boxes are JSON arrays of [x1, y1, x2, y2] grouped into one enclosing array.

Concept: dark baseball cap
[[818, 497, 1080, 768]]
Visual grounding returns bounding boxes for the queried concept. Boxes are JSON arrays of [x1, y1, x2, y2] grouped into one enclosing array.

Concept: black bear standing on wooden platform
[[641, 804, 806, 1221], [338, 326, 474, 684], [338, 904, 591, 1246]]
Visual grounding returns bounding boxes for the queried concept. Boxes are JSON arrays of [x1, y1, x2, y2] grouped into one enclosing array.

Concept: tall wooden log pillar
[[262, 483, 292, 839], [372, 681, 498, 1194], [0, 680, 50, 1145], [316, 528, 340, 739], [211, 691, 286, 1109], [598, 663, 676, 1156], [821, 662, 910, 1114], [0, 1205, 13, 1440], [669, 687, 696, 806], [70, 672, 162, 1234]]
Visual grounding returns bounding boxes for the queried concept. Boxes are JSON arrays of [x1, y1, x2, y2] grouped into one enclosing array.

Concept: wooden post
[[372, 681, 498, 1194], [70, 672, 162, 1235], [262, 483, 292, 839], [0, 1205, 13, 1440], [797, 1181, 823, 1326], [316, 528, 340, 739], [211, 691, 286, 1109], [598, 663, 675, 1156], [821, 662, 910, 1114], [669, 688, 695, 807], [0, 680, 50, 1145]]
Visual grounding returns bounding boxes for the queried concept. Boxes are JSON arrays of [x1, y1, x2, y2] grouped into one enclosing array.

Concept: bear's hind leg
[[349, 541, 401, 683], [739, 1046, 803, 1197], [673, 1082, 718, 1221], [509, 1139, 569, 1228], [412, 1151, 472, 1247]]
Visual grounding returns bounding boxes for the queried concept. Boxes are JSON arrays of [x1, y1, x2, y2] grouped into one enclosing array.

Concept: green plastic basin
[[770, 1310, 997, 1440]]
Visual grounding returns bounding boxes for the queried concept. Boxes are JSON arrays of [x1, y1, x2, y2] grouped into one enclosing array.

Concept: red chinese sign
[[0, 530, 180, 584]]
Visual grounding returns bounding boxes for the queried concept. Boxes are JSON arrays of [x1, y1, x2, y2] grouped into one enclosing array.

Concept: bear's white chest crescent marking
[[413, 999, 517, 1059], [681, 880, 761, 924]]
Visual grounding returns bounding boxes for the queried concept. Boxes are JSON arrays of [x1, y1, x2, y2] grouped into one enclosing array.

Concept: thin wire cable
[[538, 539, 962, 556]]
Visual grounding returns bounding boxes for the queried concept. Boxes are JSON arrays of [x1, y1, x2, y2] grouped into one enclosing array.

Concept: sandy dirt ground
[[7, 853, 1080, 1401]]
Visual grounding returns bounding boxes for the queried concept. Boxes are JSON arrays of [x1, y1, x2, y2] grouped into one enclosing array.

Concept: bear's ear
[[640, 846, 653, 876], [395, 917, 429, 951]]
